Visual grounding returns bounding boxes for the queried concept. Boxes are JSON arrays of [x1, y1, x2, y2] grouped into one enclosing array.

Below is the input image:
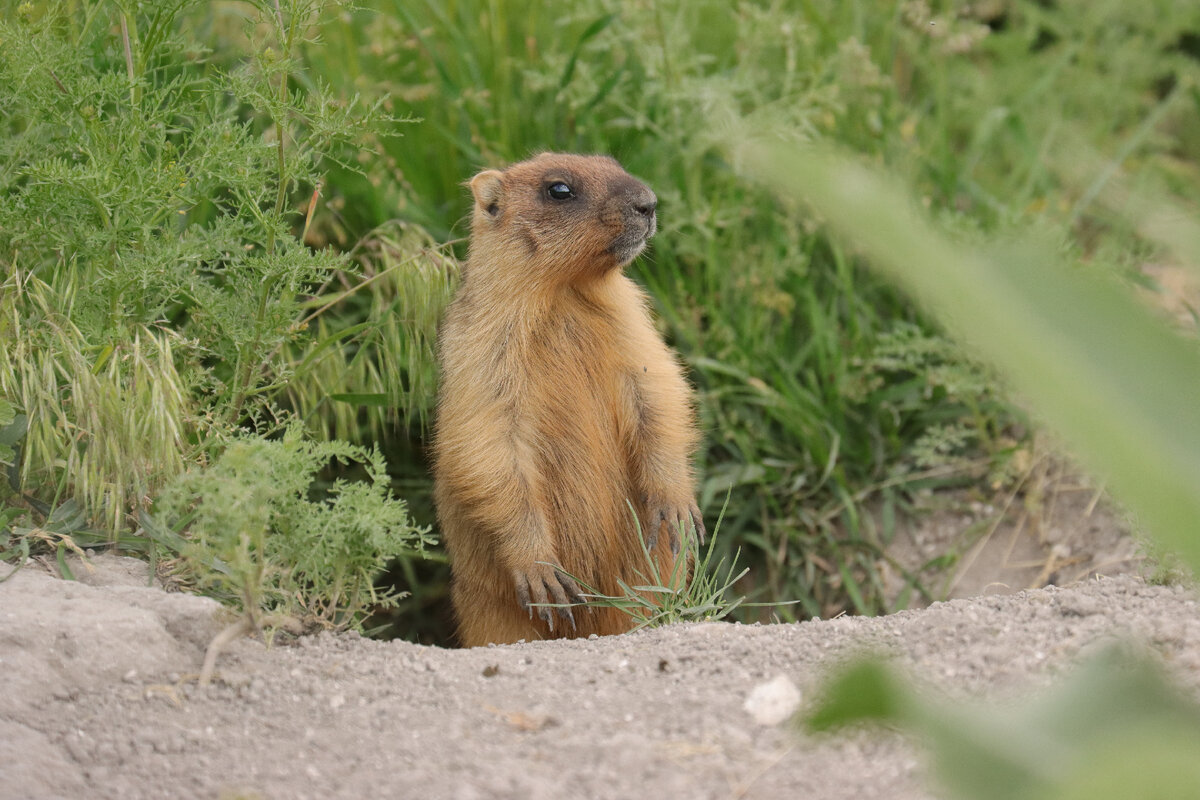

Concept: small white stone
[[743, 675, 802, 726]]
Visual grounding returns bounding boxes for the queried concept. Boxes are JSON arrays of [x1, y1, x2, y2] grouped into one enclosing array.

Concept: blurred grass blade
[[329, 393, 393, 407], [559, 13, 616, 89], [140, 509, 231, 576], [807, 659, 909, 732], [45, 499, 90, 534], [737, 139, 1200, 574], [806, 647, 1200, 800], [0, 535, 30, 583], [1068, 84, 1182, 225], [55, 543, 75, 581]]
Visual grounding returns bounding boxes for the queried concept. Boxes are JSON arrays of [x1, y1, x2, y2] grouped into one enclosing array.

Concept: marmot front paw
[[513, 563, 585, 632], [645, 498, 705, 554]]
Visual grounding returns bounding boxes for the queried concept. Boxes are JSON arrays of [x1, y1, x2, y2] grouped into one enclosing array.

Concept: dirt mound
[[2, 554, 1197, 799]]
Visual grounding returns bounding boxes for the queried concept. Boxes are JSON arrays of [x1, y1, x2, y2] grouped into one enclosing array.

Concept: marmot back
[[432, 153, 703, 647]]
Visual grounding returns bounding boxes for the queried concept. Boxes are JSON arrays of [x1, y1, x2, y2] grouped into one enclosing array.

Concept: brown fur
[[432, 153, 703, 647]]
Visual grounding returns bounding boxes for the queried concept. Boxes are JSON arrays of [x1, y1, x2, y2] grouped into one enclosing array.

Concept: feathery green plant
[[0, 0, 408, 534], [156, 425, 434, 628], [0, 0, 436, 634]]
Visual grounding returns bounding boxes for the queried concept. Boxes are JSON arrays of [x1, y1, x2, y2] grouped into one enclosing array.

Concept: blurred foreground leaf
[[737, 140, 1200, 574], [747, 136, 1200, 800], [807, 648, 1200, 800]]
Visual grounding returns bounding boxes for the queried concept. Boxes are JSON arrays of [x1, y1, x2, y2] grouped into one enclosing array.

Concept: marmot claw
[[513, 563, 584, 632], [645, 500, 706, 554]]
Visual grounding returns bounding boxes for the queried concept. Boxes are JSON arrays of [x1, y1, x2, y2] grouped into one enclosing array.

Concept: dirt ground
[[3, 493, 1198, 800], [885, 474, 1145, 606]]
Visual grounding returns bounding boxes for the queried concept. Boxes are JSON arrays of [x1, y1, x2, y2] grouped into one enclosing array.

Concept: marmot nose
[[632, 191, 657, 219]]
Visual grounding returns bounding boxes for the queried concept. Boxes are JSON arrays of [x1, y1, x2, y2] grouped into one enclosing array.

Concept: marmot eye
[[546, 182, 574, 200]]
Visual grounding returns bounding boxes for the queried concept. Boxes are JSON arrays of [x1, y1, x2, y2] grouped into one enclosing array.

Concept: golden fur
[[433, 153, 702, 647]]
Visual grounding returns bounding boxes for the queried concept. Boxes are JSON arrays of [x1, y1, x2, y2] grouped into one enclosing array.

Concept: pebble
[[743, 674, 802, 726]]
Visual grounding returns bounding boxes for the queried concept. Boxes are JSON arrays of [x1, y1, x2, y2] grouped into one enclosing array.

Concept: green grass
[[741, 138, 1200, 572], [534, 495, 795, 630], [299, 0, 1199, 633], [3, 0, 1197, 642]]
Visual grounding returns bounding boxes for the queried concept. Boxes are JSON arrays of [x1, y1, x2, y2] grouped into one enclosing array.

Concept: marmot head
[[467, 153, 657, 283]]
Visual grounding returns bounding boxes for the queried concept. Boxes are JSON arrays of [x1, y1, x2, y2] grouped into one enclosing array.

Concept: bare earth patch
[[886, 476, 1144, 606], [2, 545, 1197, 800]]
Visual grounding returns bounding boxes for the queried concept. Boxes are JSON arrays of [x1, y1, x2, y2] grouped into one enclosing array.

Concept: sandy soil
[[886, 476, 1143, 606], [2, 548, 1198, 800]]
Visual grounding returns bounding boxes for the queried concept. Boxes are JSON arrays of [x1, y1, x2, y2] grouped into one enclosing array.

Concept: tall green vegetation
[[304, 0, 1200, 624], [4, 0, 1196, 639], [0, 0, 437, 629]]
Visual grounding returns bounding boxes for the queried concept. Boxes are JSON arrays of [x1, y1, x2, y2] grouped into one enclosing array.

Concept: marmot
[[433, 152, 703, 647]]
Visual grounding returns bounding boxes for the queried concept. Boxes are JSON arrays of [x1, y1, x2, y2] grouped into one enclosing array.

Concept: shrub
[[0, 0, 436, 630], [156, 426, 433, 628]]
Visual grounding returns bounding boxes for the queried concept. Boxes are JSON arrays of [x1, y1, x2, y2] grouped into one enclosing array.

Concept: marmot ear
[[469, 170, 504, 218]]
